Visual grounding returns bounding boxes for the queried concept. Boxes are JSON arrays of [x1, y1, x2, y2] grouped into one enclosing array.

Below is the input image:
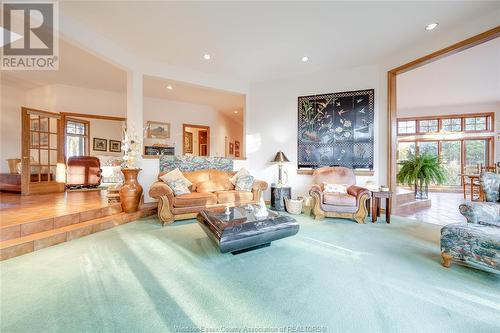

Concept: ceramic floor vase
[[120, 168, 143, 213]]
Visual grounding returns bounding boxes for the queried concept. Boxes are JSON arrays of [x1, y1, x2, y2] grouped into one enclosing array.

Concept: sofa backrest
[[480, 172, 500, 202], [158, 168, 237, 192], [312, 166, 356, 188]]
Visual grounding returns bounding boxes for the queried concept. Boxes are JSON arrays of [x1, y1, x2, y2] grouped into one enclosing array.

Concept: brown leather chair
[[309, 167, 371, 224], [66, 156, 102, 187]]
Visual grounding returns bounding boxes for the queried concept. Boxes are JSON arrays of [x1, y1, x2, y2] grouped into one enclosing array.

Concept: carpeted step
[[0, 205, 157, 261]]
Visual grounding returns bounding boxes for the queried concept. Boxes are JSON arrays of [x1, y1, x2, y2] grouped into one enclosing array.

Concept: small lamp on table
[[272, 151, 290, 188]]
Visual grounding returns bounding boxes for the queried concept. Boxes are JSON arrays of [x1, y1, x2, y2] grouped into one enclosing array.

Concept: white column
[[126, 70, 143, 168]]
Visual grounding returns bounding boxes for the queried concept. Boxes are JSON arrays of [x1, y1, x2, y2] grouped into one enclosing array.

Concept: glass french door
[[21, 108, 65, 195]]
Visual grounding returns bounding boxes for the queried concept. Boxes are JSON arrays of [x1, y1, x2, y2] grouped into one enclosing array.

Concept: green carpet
[[1, 214, 499, 333]]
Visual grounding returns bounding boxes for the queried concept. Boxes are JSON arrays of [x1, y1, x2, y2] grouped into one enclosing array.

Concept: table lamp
[[272, 151, 290, 187]]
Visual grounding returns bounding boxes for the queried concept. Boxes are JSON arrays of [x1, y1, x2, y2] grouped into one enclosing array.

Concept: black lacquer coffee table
[[197, 206, 299, 254]]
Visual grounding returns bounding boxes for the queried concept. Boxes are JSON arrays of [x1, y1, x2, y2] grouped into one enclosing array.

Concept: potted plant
[[397, 153, 445, 199]]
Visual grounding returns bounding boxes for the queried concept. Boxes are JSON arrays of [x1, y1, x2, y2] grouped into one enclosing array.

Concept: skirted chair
[[441, 172, 500, 274], [309, 167, 371, 224]]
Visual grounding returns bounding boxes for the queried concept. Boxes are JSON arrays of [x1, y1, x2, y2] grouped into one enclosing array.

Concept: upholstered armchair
[[441, 172, 500, 274], [459, 172, 500, 225], [309, 167, 371, 224]]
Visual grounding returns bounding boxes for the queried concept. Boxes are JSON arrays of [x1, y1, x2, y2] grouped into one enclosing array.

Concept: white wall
[[143, 97, 243, 157], [247, 64, 381, 199], [0, 83, 26, 173], [87, 118, 124, 157]]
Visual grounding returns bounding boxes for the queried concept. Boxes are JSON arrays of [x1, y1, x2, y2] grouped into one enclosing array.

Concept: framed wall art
[[146, 121, 170, 139], [184, 131, 193, 154], [229, 142, 234, 155], [234, 141, 240, 158], [297, 89, 374, 170], [109, 140, 122, 153], [93, 138, 107, 152]]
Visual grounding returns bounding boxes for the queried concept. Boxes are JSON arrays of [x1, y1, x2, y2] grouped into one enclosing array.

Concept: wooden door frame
[[387, 26, 500, 191], [182, 124, 210, 156], [21, 107, 65, 195], [60, 112, 126, 162]]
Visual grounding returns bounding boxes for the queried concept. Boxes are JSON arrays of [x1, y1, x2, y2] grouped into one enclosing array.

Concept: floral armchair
[[441, 172, 500, 274], [309, 167, 371, 224]]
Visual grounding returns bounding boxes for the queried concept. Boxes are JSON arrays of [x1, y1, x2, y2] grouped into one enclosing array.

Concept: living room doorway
[[183, 124, 210, 156]]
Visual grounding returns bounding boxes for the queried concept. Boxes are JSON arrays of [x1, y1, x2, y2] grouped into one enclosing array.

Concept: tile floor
[[396, 192, 467, 225]]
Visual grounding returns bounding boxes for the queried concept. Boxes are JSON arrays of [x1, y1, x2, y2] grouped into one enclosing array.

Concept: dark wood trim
[[60, 112, 126, 122], [387, 27, 500, 191], [182, 124, 210, 156]]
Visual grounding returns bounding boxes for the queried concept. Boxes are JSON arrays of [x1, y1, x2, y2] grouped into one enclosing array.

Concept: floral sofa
[[441, 172, 500, 274]]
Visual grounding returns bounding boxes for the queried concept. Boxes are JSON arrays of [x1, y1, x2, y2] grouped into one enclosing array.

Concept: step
[[0, 204, 157, 261], [394, 198, 432, 214], [0, 204, 123, 242], [396, 189, 416, 205]]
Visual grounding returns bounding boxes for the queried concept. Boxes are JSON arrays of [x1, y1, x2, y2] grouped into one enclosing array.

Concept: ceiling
[[1, 39, 127, 92], [143, 76, 245, 122], [397, 37, 500, 109], [60, 1, 500, 83]]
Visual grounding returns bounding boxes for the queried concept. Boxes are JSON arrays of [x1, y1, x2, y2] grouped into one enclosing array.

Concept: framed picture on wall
[[146, 121, 170, 139], [93, 138, 107, 151], [235, 140, 240, 157], [109, 140, 122, 152], [229, 142, 234, 155], [184, 132, 193, 154]]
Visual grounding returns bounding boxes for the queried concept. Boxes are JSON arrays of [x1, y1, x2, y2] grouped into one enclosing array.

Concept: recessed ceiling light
[[301, 56, 309, 62], [425, 23, 439, 31], [166, 85, 173, 90], [233, 110, 239, 114], [203, 54, 211, 60]]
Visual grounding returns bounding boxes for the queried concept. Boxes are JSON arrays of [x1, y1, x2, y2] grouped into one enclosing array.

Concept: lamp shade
[[272, 151, 290, 163]]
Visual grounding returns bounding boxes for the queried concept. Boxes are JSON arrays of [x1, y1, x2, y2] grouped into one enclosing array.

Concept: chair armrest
[[252, 180, 268, 192], [347, 185, 371, 200], [459, 201, 500, 224], [309, 184, 323, 197], [148, 181, 173, 200]]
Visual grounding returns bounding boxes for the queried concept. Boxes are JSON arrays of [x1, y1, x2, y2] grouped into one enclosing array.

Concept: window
[[397, 120, 416, 134], [440, 141, 461, 186], [442, 118, 461, 132], [66, 119, 89, 158], [397, 142, 416, 161], [465, 117, 487, 131], [417, 141, 438, 157], [465, 140, 488, 171], [418, 119, 438, 133]]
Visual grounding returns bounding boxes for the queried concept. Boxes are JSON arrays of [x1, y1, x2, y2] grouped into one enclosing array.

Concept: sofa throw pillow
[[324, 183, 347, 193], [230, 167, 250, 185], [160, 168, 192, 187], [235, 175, 254, 192], [166, 178, 191, 196]]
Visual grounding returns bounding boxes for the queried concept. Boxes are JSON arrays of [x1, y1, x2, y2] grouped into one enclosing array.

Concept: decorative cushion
[[173, 192, 217, 208], [215, 190, 254, 204], [160, 168, 192, 187], [324, 183, 347, 193], [230, 167, 250, 185], [323, 192, 356, 206], [196, 181, 228, 193], [235, 175, 254, 192], [165, 178, 191, 196]]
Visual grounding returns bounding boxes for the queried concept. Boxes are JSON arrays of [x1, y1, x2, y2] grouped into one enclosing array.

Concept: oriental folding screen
[[297, 89, 374, 170]]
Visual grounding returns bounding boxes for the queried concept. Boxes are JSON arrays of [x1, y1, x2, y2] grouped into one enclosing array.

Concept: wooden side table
[[270, 184, 291, 211], [370, 191, 392, 224]]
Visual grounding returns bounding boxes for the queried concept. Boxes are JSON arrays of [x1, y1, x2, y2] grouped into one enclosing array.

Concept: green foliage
[[397, 153, 446, 187]]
